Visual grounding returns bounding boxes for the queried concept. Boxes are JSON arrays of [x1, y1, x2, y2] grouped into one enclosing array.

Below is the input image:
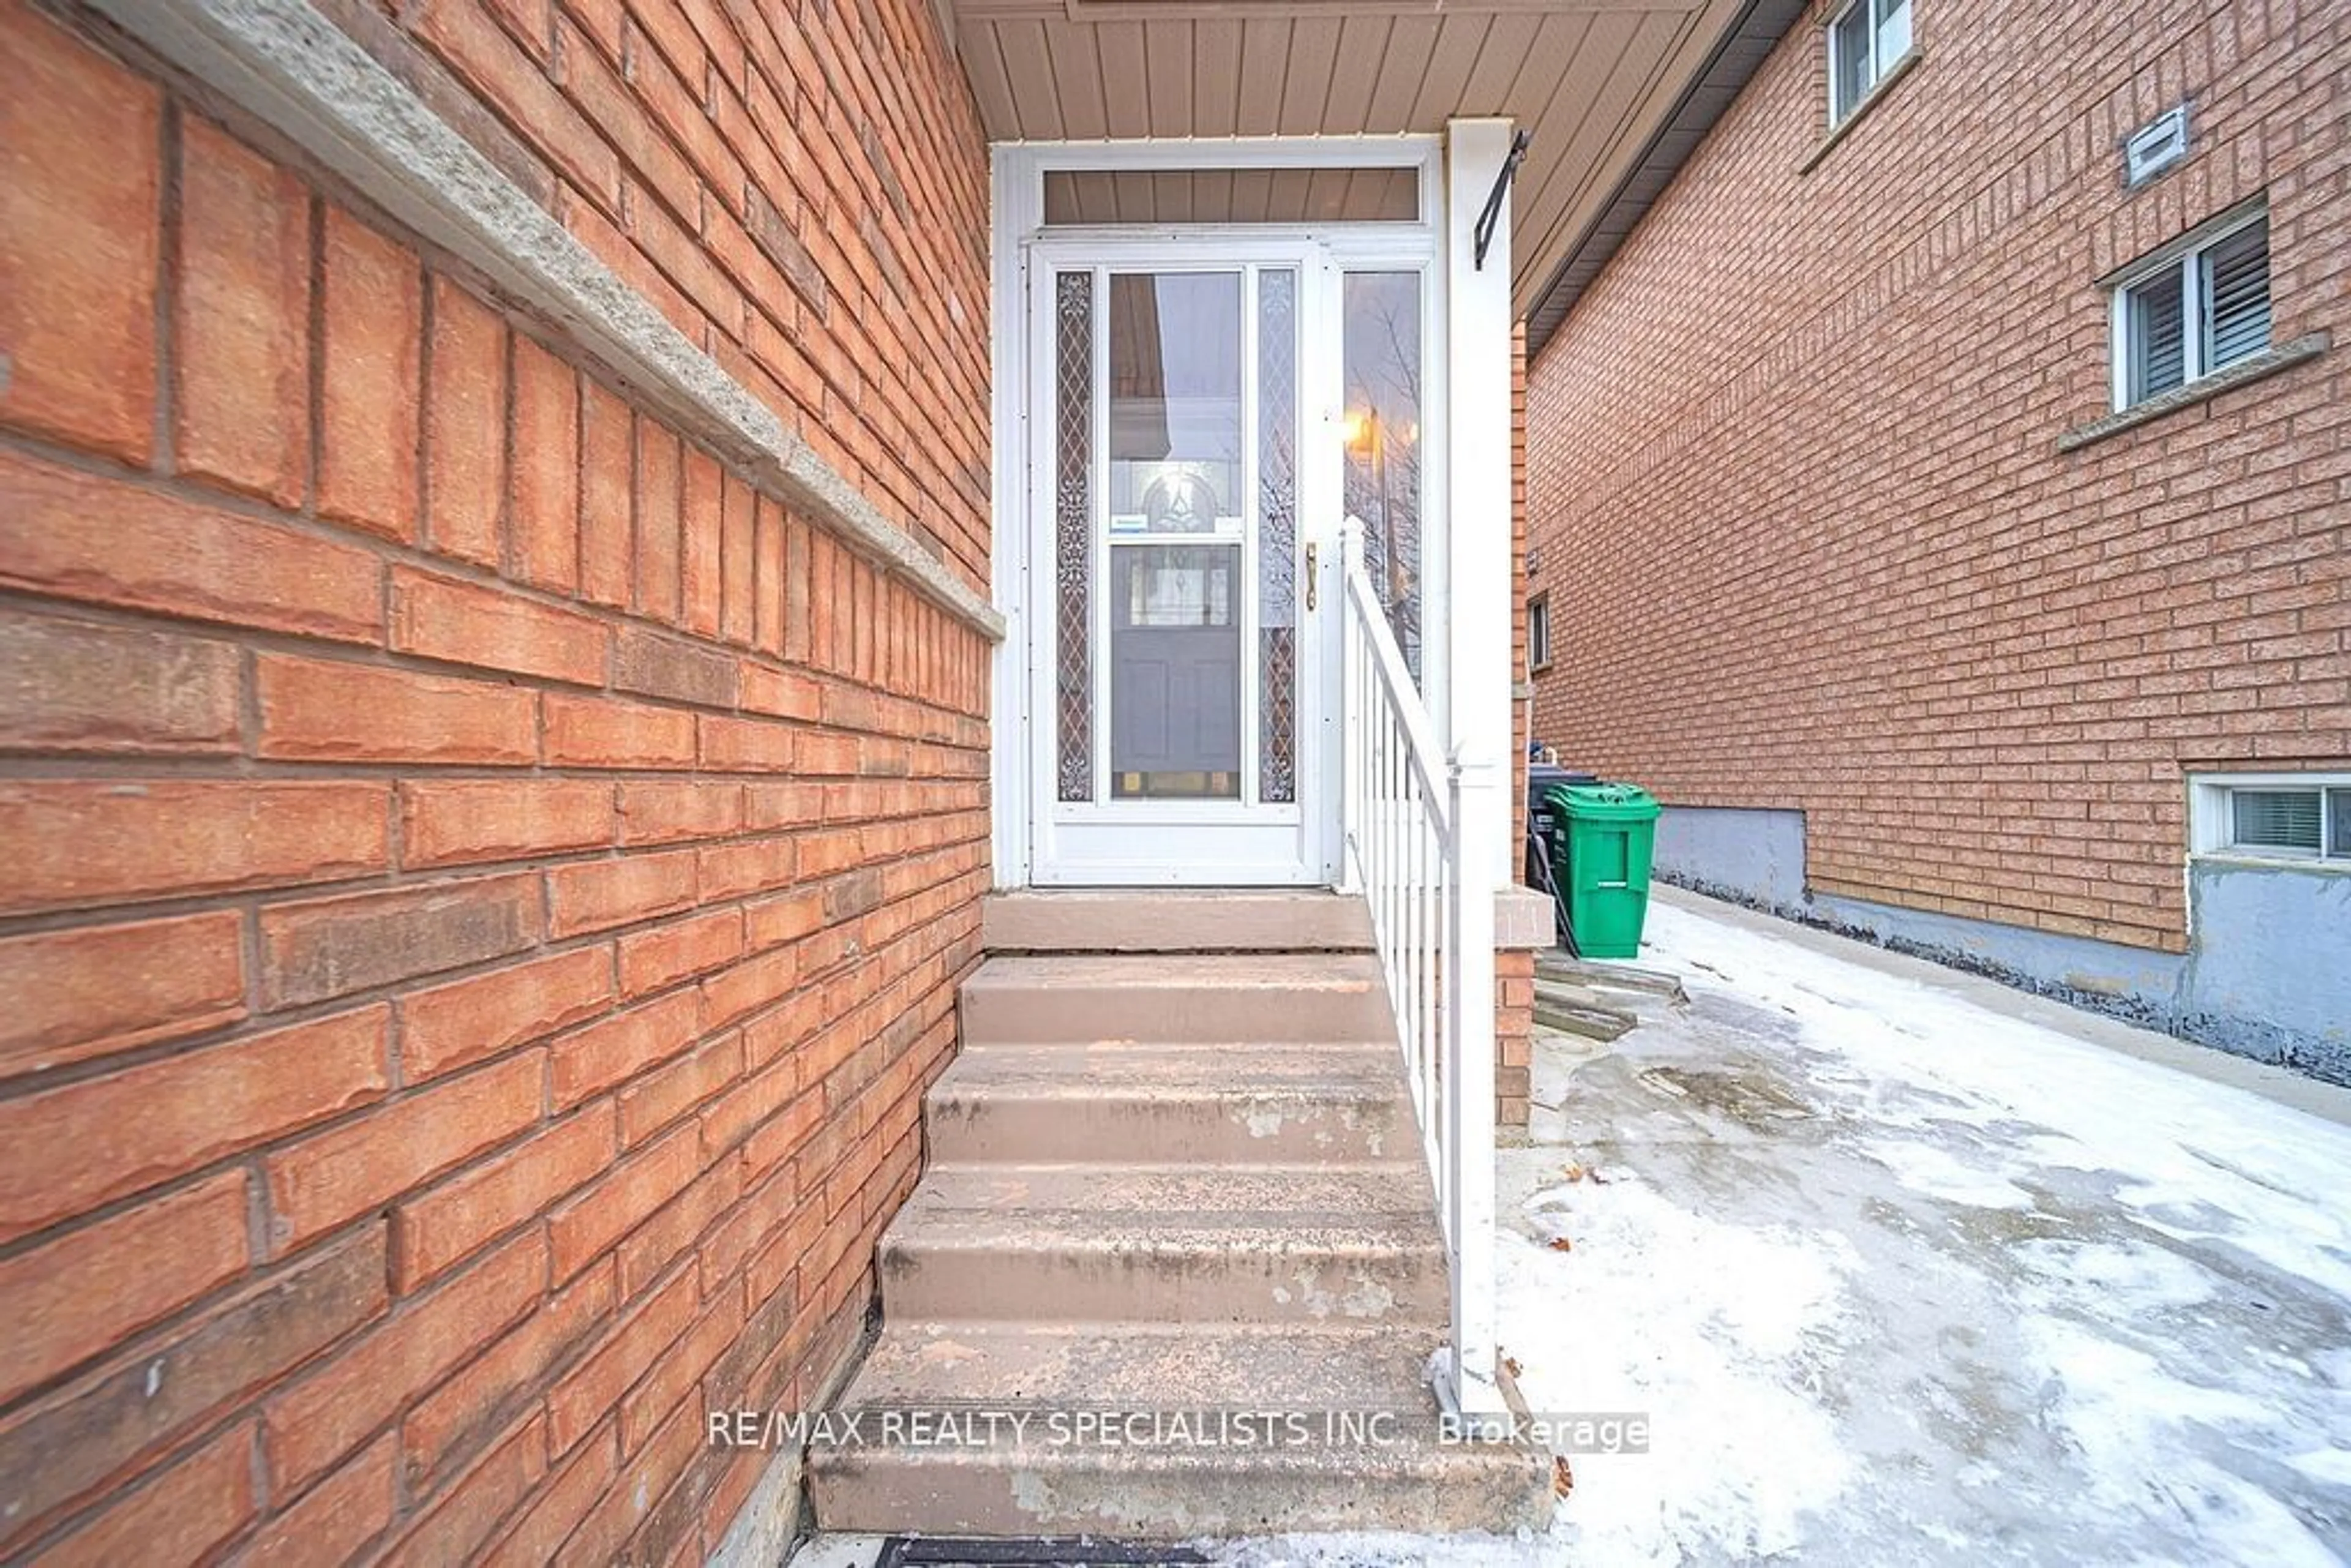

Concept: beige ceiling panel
[[1235, 18, 1293, 135], [1363, 17, 1440, 129], [1193, 19, 1243, 135], [1458, 16, 1547, 115], [1319, 17, 1392, 133], [1095, 21, 1151, 136], [1505, 9, 1645, 238], [1143, 20, 1196, 133], [1044, 21, 1111, 138], [1407, 19, 1495, 129], [994, 19, 1062, 139], [1278, 19, 1344, 134], [959, 0, 1742, 316], [1516, 9, 1692, 280], [961, 23, 1021, 135]]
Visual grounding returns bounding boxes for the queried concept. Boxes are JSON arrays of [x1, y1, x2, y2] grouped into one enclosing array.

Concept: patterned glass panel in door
[[1054, 271, 1093, 801], [1258, 268, 1299, 803]]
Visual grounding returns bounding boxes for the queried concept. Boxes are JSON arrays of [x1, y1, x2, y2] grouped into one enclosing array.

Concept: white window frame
[[2188, 772, 2351, 865], [2107, 202, 2269, 412], [1828, 0, 1914, 126], [1528, 591, 1551, 672]]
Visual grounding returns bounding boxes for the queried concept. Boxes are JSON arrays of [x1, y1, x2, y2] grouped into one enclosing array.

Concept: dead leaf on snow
[[1553, 1455, 1575, 1498], [1503, 1356, 1523, 1378], [1548, 1236, 1573, 1252], [1561, 1162, 1584, 1182]]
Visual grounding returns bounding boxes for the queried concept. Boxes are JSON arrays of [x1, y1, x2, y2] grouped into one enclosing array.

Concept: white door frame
[[988, 138, 1447, 889], [1024, 236, 1335, 887]]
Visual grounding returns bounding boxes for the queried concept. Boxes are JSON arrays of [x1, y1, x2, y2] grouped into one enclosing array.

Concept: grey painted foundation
[[1646, 805, 2351, 1085], [1651, 805, 1810, 910]]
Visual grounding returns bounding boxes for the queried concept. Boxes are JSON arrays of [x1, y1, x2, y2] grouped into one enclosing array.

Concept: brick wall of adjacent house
[[1526, 0, 2349, 953], [0, 0, 991, 1561], [1499, 322, 1534, 1127]]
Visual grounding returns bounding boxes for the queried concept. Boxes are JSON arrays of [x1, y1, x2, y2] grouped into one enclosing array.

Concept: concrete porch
[[805, 891, 1550, 1537]]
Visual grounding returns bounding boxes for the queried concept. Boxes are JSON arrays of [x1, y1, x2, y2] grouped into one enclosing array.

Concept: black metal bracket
[[1472, 129, 1532, 271]]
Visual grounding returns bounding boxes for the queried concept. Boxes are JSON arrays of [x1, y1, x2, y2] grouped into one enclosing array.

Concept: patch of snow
[[1502, 897, 2351, 1565], [1504, 1172, 1861, 1562], [1856, 1136, 2037, 1210]]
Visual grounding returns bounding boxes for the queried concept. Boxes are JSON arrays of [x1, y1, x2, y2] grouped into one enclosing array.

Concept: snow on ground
[[792, 891, 2351, 1567], [1499, 890, 2351, 1566]]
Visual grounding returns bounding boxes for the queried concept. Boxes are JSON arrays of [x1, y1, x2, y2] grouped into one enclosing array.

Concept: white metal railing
[[1336, 519, 1504, 1425]]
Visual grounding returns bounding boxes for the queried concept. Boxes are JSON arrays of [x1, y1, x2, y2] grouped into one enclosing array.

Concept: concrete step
[[983, 890, 1375, 953], [925, 1043, 1415, 1164], [878, 1164, 1446, 1326], [838, 1321, 1438, 1408], [808, 1326, 1550, 1537], [812, 927, 1551, 1539], [961, 953, 1393, 1048], [809, 1419, 1554, 1538]]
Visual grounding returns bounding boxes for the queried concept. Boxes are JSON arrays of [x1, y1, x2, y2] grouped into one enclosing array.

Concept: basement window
[[1829, 0, 1913, 124], [1529, 593, 1552, 672], [2189, 774, 2351, 864], [2112, 205, 2271, 411]]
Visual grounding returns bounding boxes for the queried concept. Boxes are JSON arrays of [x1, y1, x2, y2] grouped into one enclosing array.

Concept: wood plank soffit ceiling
[[944, 0, 1779, 328]]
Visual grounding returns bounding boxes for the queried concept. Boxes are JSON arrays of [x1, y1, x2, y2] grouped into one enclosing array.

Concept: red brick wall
[[1526, 0, 2349, 953], [327, 0, 996, 592], [1510, 321, 1532, 858], [0, 2, 989, 1561]]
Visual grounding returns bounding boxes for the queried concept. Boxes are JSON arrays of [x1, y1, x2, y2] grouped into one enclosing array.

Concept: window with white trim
[[2189, 774, 2351, 863], [1528, 593, 1551, 672], [1829, 0, 1913, 124], [2112, 206, 2271, 411]]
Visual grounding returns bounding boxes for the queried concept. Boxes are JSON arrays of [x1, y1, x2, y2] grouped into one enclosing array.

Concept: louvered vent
[[2124, 106, 2190, 186]]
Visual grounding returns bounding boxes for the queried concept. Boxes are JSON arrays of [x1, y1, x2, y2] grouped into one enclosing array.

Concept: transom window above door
[[1044, 168, 1422, 225]]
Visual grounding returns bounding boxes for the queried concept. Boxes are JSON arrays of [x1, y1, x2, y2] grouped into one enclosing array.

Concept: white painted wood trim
[[1440, 116, 1513, 1423], [89, 0, 1004, 640], [991, 147, 1040, 885]]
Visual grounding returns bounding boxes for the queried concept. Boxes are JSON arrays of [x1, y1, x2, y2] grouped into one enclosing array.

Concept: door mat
[[877, 1538, 1211, 1567]]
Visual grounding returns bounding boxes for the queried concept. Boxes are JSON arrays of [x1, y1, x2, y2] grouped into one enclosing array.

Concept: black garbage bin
[[1525, 763, 1597, 947]]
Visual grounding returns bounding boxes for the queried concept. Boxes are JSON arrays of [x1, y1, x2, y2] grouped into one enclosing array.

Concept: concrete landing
[[983, 890, 1376, 954]]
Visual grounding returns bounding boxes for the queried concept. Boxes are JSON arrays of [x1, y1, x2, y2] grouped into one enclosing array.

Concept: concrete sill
[[2192, 851, 2351, 879], [2058, 332, 2331, 453], [1798, 50, 1923, 176]]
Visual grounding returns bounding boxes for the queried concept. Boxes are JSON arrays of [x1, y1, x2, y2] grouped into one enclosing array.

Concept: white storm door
[[1027, 241, 1342, 887]]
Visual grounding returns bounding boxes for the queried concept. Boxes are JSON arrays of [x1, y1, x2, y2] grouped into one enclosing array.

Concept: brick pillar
[[1493, 887, 1552, 1127], [1496, 947, 1536, 1126]]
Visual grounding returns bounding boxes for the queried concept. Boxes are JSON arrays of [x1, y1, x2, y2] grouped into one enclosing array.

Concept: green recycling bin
[[1544, 782, 1660, 959]]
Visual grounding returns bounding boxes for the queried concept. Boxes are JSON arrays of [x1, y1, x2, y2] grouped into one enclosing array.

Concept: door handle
[[1305, 544, 1317, 612]]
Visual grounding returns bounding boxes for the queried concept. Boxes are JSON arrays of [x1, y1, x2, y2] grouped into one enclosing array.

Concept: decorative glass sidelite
[[1054, 271, 1094, 801], [1259, 269, 1299, 803], [1053, 264, 1303, 807]]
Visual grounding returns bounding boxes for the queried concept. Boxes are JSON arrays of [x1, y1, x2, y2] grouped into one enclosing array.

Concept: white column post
[[1441, 118, 1513, 1424]]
